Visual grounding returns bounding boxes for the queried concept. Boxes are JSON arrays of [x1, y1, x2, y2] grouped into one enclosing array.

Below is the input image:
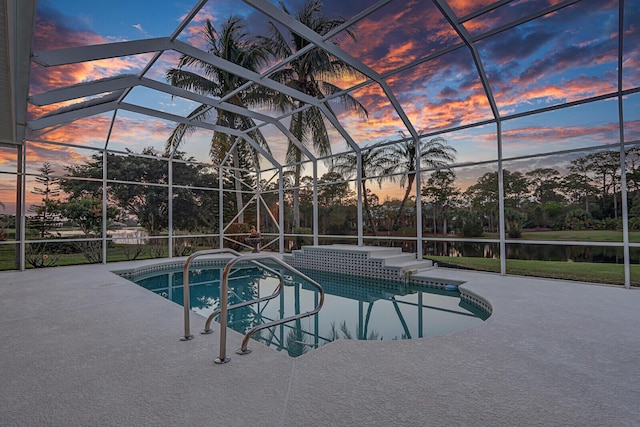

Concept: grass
[[0, 243, 200, 270], [426, 255, 639, 287], [0, 241, 248, 271]]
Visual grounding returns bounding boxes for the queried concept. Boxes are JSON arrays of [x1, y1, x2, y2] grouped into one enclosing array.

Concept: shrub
[[564, 209, 592, 230], [25, 242, 59, 268], [293, 227, 312, 249], [599, 217, 622, 231], [173, 237, 194, 256], [629, 217, 640, 231], [462, 220, 483, 237], [454, 209, 483, 237], [505, 208, 525, 238]]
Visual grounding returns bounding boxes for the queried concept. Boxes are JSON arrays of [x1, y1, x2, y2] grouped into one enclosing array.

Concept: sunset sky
[[1, 0, 639, 213]]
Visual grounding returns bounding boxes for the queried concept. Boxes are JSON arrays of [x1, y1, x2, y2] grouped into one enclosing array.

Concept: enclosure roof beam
[[32, 37, 323, 108], [29, 74, 139, 106]]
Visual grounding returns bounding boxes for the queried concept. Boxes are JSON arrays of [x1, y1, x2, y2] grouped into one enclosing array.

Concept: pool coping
[[112, 255, 493, 318]]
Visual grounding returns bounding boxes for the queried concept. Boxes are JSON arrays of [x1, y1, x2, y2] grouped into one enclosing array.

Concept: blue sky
[[8, 0, 638, 207]]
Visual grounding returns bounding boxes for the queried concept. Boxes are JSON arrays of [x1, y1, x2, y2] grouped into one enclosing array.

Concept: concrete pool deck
[[1, 258, 639, 426]]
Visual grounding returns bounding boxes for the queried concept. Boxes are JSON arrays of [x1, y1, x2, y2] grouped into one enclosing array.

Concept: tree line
[[279, 147, 640, 238], [25, 146, 640, 242]]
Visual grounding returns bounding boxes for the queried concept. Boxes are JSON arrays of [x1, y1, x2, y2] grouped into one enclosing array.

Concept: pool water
[[128, 265, 488, 357]]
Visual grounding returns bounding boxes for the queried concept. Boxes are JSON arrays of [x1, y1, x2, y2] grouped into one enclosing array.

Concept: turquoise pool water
[[127, 265, 488, 357]]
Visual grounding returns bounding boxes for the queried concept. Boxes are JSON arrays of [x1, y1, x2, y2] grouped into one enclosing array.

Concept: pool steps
[[176, 249, 326, 363], [282, 244, 435, 280], [282, 245, 490, 313]]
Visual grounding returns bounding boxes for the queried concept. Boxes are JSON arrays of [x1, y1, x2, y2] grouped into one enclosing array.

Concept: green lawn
[[0, 242, 238, 270], [426, 255, 638, 287]]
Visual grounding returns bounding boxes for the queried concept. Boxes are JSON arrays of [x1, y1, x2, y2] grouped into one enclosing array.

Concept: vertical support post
[[17, 142, 25, 271], [168, 158, 173, 258], [314, 289, 320, 348], [313, 160, 319, 245], [278, 280, 285, 349], [497, 121, 506, 276], [357, 152, 363, 246], [617, 1, 630, 289], [103, 111, 117, 264], [102, 150, 108, 264], [279, 167, 284, 253], [418, 291, 423, 338], [218, 166, 224, 249], [215, 262, 232, 364], [180, 257, 194, 341], [415, 137, 423, 259]]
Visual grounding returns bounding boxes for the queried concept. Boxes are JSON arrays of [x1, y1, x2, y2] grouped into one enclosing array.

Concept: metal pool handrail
[[201, 266, 284, 335], [181, 248, 276, 341], [215, 253, 325, 364]]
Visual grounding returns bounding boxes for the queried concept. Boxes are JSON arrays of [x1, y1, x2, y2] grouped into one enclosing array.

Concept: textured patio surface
[[1, 259, 639, 426]]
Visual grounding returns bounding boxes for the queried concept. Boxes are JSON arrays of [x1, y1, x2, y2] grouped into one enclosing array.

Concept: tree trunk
[[391, 173, 415, 233], [585, 194, 589, 212], [232, 145, 244, 224], [362, 180, 378, 236], [432, 213, 437, 235], [293, 160, 301, 231], [291, 109, 305, 232]]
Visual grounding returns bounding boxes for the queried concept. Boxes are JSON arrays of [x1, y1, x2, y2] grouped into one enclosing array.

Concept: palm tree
[[332, 146, 392, 236], [166, 17, 270, 224], [383, 134, 456, 233], [260, 0, 368, 230]]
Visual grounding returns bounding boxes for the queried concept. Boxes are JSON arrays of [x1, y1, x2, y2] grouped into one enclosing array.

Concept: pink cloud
[[30, 12, 156, 97], [446, 0, 494, 18], [340, 1, 456, 74]]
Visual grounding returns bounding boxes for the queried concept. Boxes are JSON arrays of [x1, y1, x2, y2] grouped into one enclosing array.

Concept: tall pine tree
[[29, 162, 61, 238]]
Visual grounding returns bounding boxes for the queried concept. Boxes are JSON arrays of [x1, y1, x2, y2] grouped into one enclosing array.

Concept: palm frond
[[320, 82, 368, 121], [166, 68, 222, 97], [165, 104, 216, 153]]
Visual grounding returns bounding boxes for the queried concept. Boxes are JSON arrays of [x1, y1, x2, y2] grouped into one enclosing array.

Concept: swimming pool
[[125, 264, 489, 357]]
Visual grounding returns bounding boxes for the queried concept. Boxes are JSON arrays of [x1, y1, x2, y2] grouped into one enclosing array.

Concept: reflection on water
[[423, 241, 630, 263], [129, 266, 488, 357]]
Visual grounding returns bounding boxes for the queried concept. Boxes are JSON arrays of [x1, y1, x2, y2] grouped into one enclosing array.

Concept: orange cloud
[[625, 119, 640, 142], [340, 1, 457, 75], [26, 10, 188, 159], [445, 0, 494, 18], [496, 76, 617, 112], [25, 141, 94, 173], [502, 122, 619, 144], [30, 10, 157, 98], [108, 116, 176, 152], [28, 114, 113, 145], [499, 121, 621, 160]]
